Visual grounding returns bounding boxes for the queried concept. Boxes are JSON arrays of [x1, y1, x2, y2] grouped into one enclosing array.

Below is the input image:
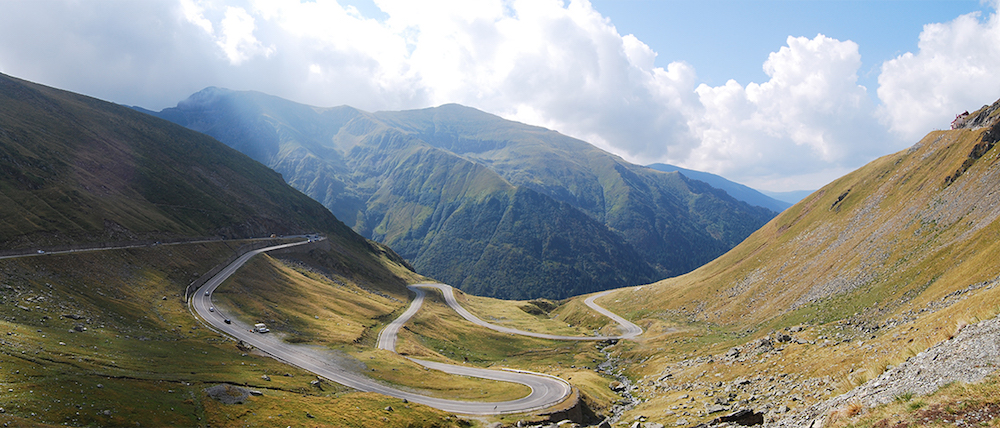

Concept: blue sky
[[591, 0, 983, 90], [1, 0, 999, 192]]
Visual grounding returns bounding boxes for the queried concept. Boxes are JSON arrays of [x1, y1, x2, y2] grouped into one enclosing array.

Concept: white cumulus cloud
[[3, 0, 997, 192], [686, 35, 895, 190], [878, 7, 1000, 140]]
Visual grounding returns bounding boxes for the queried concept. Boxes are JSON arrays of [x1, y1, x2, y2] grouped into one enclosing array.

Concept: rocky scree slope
[[772, 300, 1000, 427], [143, 89, 776, 299]]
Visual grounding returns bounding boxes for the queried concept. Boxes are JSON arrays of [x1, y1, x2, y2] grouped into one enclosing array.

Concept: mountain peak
[[178, 86, 231, 107]]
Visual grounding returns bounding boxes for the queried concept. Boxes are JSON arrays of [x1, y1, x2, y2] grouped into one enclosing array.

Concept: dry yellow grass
[[453, 288, 591, 336], [566, 107, 1000, 426]]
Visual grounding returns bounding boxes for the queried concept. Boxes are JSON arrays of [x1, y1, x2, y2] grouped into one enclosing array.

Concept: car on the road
[[36, 250, 44, 254], [224, 319, 231, 324], [204, 291, 210, 296], [209, 307, 214, 312]]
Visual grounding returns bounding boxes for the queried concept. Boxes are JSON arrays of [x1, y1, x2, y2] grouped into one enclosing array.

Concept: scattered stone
[[384, 405, 393, 412], [261, 374, 270, 381], [706, 403, 727, 414], [725, 348, 740, 359], [203, 384, 252, 404], [305, 412, 315, 418], [675, 418, 688, 426]]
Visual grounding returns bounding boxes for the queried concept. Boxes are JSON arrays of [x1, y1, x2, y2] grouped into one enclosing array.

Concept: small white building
[[952, 111, 970, 129]]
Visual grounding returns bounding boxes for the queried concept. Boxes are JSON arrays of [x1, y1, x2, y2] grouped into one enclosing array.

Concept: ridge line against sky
[[2, 0, 999, 192]]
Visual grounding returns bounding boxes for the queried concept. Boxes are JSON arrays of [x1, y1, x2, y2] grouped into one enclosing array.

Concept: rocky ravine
[[770, 313, 1000, 427]]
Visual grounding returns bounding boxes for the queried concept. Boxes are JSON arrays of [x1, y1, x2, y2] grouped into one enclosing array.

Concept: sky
[[2, 0, 1000, 192]]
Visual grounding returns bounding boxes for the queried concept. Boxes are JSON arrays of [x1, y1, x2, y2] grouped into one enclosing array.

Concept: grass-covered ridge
[[570, 99, 1000, 426]]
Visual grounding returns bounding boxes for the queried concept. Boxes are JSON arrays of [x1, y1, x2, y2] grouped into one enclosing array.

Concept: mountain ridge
[[646, 163, 793, 212], [143, 89, 777, 299]]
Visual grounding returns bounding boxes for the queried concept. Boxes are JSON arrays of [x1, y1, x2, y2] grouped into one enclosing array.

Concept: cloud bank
[[1, 0, 998, 191]]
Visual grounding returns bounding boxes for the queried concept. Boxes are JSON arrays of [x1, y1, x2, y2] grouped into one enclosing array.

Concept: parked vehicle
[[253, 323, 269, 333]]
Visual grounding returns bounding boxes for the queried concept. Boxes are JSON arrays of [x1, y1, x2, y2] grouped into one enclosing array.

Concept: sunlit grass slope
[[211, 250, 534, 402], [576, 100, 1000, 426]]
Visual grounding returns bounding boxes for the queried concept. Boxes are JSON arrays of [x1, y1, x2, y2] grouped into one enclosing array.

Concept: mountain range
[[139, 88, 777, 299]]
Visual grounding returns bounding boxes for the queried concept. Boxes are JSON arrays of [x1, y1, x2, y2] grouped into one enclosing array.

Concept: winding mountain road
[[378, 282, 642, 346], [193, 242, 642, 415]]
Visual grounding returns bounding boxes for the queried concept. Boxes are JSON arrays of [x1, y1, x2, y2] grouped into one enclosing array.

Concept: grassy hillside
[[146, 91, 776, 299], [0, 74, 478, 427], [570, 100, 1000, 426], [0, 74, 353, 250], [0, 240, 463, 428]]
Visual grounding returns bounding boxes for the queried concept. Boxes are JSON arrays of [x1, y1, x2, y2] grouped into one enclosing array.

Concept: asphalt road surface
[[192, 240, 573, 415], [382, 282, 642, 342]]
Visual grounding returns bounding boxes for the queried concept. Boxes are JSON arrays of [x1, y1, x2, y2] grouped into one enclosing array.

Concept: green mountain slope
[[0, 74, 364, 250], [145, 89, 776, 299]]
